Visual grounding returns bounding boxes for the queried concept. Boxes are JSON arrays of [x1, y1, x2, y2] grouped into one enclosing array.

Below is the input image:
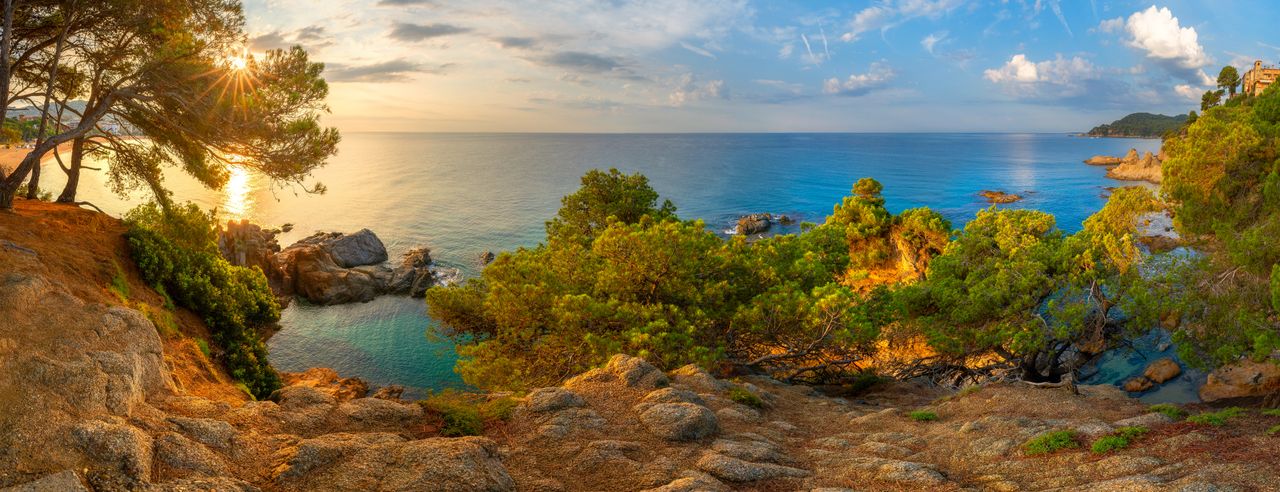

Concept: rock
[[694, 452, 809, 482], [524, 387, 586, 413], [1085, 155, 1124, 165], [337, 398, 424, 425], [152, 432, 229, 479], [570, 440, 642, 471], [478, 251, 496, 266], [279, 436, 513, 491], [566, 354, 669, 391], [387, 247, 434, 297], [979, 190, 1023, 204], [638, 403, 718, 441], [146, 476, 259, 491], [533, 408, 607, 439], [276, 432, 407, 480], [0, 470, 90, 492], [1112, 412, 1174, 428], [710, 438, 789, 464], [641, 387, 707, 407], [1142, 358, 1182, 384], [71, 420, 154, 483], [670, 365, 726, 393], [167, 417, 238, 450], [641, 471, 728, 492], [293, 229, 388, 268], [370, 385, 405, 400], [276, 385, 338, 410], [1107, 149, 1163, 183], [217, 220, 281, 279], [1123, 377, 1154, 393], [1073, 419, 1116, 439], [275, 244, 388, 304], [1200, 358, 1280, 402], [280, 367, 369, 402], [736, 213, 772, 235]]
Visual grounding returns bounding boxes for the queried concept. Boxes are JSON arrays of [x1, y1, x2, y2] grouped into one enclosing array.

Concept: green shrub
[[1260, 408, 1280, 417], [1268, 424, 1280, 436], [1024, 430, 1079, 456], [1150, 403, 1187, 420], [420, 389, 516, 437], [125, 203, 281, 399], [1116, 426, 1149, 440], [1091, 435, 1130, 454], [908, 410, 938, 422], [843, 371, 886, 395], [727, 387, 764, 409], [1186, 407, 1246, 426]]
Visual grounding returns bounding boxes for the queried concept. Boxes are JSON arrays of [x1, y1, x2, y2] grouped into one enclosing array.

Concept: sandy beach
[[0, 141, 75, 171]]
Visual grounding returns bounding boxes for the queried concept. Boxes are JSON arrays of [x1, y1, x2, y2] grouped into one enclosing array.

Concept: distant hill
[[1085, 112, 1188, 138]]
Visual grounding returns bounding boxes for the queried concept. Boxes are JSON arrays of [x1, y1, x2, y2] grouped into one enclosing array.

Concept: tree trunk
[[25, 7, 72, 199], [55, 136, 84, 202], [0, 92, 115, 210]]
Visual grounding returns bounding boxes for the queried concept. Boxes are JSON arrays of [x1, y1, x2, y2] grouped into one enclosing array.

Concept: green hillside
[[1086, 112, 1188, 138]]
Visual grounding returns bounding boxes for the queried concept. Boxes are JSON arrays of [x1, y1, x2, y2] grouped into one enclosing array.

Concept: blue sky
[[241, 1, 1279, 132]]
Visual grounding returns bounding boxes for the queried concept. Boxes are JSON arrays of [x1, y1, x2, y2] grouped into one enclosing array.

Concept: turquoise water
[[35, 132, 1162, 396]]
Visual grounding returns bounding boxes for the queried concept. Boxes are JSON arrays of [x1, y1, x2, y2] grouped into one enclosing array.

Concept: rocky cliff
[[4, 199, 1280, 491], [1084, 148, 1164, 184]]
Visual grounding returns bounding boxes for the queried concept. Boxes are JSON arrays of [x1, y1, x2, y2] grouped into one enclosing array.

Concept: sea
[[37, 132, 1188, 400]]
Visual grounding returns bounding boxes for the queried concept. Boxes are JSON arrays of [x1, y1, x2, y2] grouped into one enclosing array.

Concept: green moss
[[727, 387, 764, 409], [108, 262, 130, 302], [1091, 435, 1130, 454], [1268, 424, 1280, 436], [195, 338, 211, 358], [908, 410, 938, 422], [1186, 407, 1246, 426], [1149, 403, 1187, 420], [1024, 430, 1079, 456], [1260, 408, 1280, 417], [1115, 426, 1149, 440]]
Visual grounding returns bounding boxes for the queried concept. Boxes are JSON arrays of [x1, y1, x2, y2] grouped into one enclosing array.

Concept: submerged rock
[[979, 190, 1023, 204]]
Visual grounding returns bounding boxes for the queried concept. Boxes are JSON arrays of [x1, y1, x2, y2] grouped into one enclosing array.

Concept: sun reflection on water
[[223, 164, 252, 220]]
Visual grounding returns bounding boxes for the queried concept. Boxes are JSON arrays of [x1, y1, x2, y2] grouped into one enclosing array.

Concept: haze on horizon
[[242, 0, 1278, 133]]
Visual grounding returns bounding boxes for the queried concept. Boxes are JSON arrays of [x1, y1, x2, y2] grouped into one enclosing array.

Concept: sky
[[241, 0, 1280, 133]]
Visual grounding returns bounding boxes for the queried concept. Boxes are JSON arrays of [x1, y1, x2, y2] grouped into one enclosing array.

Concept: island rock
[[978, 190, 1022, 204], [736, 213, 772, 235]]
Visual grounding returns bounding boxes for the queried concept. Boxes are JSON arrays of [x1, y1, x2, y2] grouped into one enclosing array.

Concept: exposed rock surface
[[736, 213, 772, 235], [979, 190, 1023, 204], [272, 230, 441, 304], [1199, 357, 1280, 402], [1087, 147, 1164, 183], [1124, 358, 1183, 393]]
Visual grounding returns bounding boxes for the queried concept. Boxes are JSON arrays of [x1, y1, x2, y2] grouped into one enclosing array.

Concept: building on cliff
[[1243, 60, 1280, 96]]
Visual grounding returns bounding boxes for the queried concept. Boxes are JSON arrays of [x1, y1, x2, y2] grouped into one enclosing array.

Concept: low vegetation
[[1085, 112, 1189, 138], [1150, 403, 1187, 420], [124, 202, 281, 399], [1186, 407, 1246, 426], [1091, 426, 1149, 454], [727, 386, 765, 409], [420, 390, 517, 437], [1024, 430, 1079, 456], [908, 410, 939, 422]]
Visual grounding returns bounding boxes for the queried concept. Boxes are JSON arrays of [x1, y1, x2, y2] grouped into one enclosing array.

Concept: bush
[[1150, 403, 1187, 420], [1268, 424, 1280, 436], [1260, 408, 1280, 417], [727, 386, 764, 409], [195, 338, 211, 358], [1024, 430, 1079, 456], [420, 389, 516, 437], [125, 203, 281, 399], [109, 262, 130, 302], [908, 410, 938, 422], [1187, 407, 1246, 426]]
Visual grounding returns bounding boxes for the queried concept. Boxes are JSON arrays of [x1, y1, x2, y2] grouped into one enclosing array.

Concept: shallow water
[[34, 132, 1162, 396]]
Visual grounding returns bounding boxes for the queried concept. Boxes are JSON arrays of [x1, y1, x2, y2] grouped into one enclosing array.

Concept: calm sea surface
[[38, 133, 1164, 397]]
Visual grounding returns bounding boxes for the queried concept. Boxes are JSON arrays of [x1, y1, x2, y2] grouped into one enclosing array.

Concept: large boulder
[[276, 436, 515, 491], [1142, 358, 1182, 384], [1200, 358, 1280, 402], [275, 245, 388, 305], [736, 214, 772, 235], [386, 247, 435, 297], [292, 229, 388, 268], [637, 403, 718, 441]]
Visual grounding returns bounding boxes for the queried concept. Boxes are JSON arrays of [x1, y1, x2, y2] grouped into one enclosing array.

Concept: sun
[[227, 54, 248, 71]]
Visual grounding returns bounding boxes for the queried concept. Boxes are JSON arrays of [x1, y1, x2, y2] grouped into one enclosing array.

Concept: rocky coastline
[[1085, 148, 1164, 184], [218, 222, 457, 306]]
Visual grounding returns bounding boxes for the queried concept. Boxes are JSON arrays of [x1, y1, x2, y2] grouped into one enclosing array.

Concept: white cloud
[[823, 61, 895, 96], [680, 41, 716, 59], [921, 31, 948, 54], [1104, 6, 1211, 84], [841, 0, 964, 42], [669, 73, 727, 106], [983, 54, 1103, 98], [1174, 84, 1202, 101]]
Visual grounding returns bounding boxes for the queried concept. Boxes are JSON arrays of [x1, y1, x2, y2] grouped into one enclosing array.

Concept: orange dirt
[[0, 197, 248, 404]]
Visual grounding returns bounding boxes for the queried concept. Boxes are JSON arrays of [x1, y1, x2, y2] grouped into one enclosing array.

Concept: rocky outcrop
[[272, 230, 443, 305], [736, 213, 772, 235], [217, 220, 282, 278], [1199, 357, 1280, 402], [979, 190, 1023, 204], [1085, 148, 1163, 184], [1123, 358, 1182, 393]]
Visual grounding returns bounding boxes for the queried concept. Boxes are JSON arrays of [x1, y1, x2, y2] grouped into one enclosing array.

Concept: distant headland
[[1080, 112, 1188, 139]]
